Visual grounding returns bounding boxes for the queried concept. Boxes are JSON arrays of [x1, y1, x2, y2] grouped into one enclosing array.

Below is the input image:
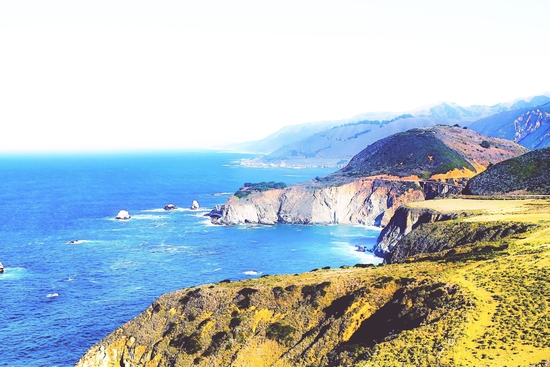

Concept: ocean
[[0, 151, 382, 367]]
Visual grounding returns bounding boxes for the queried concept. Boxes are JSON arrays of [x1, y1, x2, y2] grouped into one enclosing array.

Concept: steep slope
[[218, 178, 458, 227], [217, 126, 527, 226], [238, 95, 550, 167], [465, 147, 550, 195], [76, 199, 550, 367], [469, 103, 550, 149], [335, 125, 527, 180], [249, 115, 449, 167]]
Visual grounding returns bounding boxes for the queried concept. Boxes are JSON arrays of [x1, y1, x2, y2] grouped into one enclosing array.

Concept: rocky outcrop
[[385, 220, 536, 264], [0, 262, 4, 274], [219, 126, 525, 227], [115, 210, 131, 220], [206, 205, 224, 224], [218, 179, 462, 227], [374, 206, 459, 256], [164, 204, 177, 211], [75, 269, 468, 367], [190, 200, 200, 210]]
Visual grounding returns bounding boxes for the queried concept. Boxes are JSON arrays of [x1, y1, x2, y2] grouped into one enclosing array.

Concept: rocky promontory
[[218, 178, 461, 226], [76, 197, 550, 366], [374, 205, 460, 256], [218, 126, 527, 226]]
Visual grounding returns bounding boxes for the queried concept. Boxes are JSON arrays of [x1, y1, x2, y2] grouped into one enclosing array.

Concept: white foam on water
[[332, 241, 350, 246], [131, 214, 167, 220], [201, 218, 217, 227], [211, 192, 232, 196], [142, 208, 167, 213], [46, 293, 59, 298], [0, 267, 27, 280], [243, 270, 262, 276], [65, 239, 89, 245]]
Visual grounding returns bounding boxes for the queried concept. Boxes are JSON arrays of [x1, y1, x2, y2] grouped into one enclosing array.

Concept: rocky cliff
[[374, 206, 459, 256], [76, 199, 550, 367], [218, 126, 527, 227], [375, 199, 541, 263], [218, 178, 462, 227]]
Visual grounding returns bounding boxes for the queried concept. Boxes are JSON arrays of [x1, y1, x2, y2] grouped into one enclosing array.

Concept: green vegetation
[[234, 181, 287, 199], [77, 199, 550, 367], [265, 322, 296, 346], [467, 147, 550, 195], [341, 127, 477, 178], [480, 140, 491, 148]]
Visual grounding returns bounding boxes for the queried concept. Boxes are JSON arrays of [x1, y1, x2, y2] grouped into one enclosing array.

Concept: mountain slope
[[227, 119, 344, 154], [237, 94, 550, 167], [469, 103, 550, 149], [217, 126, 527, 226], [250, 115, 451, 167], [76, 199, 550, 367], [334, 125, 528, 181], [465, 147, 550, 195]]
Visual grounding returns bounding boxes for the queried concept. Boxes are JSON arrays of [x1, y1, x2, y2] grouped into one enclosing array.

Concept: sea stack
[[190, 200, 200, 210], [164, 204, 177, 211], [115, 210, 131, 220], [0, 262, 4, 274]]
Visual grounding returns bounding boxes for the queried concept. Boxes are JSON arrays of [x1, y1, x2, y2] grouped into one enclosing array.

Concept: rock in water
[[115, 210, 131, 220], [0, 262, 4, 274], [164, 204, 177, 211], [190, 200, 200, 210]]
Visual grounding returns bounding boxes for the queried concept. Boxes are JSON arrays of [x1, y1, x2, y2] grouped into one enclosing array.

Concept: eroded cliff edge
[[217, 178, 461, 227], [76, 199, 550, 367], [215, 126, 527, 227]]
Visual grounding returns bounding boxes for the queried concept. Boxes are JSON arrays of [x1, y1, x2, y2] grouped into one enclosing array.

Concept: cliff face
[[218, 126, 526, 227], [385, 220, 536, 264], [76, 199, 550, 367], [218, 179, 462, 227], [374, 206, 459, 256], [376, 200, 539, 264]]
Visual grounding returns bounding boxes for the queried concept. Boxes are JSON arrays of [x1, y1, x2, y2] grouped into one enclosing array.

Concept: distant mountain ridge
[[235, 93, 550, 167], [332, 125, 528, 181], [217, 126, 527, 227], [469, 102, 550, 149]]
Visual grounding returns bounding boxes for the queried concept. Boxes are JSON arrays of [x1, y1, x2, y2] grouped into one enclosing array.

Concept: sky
[[1, 0, 550, 153]]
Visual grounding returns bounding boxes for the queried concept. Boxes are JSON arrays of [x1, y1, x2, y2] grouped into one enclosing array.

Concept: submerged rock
[[190, 200, 200, 210], [115, 210, 131, 220], [164, 204, 177, 211]]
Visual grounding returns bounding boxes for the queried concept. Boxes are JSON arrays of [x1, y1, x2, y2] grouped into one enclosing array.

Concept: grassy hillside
[[466, 147, 550, 195], [334, 125, 527, 181], [77, 199, 550, 367]]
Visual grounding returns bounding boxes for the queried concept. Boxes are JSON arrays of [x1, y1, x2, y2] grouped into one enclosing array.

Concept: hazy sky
[[1, 0, 549, 152]]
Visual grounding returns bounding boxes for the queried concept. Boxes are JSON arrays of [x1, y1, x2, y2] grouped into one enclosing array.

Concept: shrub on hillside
[[234, 181, 287, 198]]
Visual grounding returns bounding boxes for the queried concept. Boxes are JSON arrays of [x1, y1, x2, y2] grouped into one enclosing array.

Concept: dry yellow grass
[[77, 198, 550, 367]]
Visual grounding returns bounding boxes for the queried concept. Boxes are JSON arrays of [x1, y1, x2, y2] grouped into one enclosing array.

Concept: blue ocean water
[[0, 152, 382, 367]]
